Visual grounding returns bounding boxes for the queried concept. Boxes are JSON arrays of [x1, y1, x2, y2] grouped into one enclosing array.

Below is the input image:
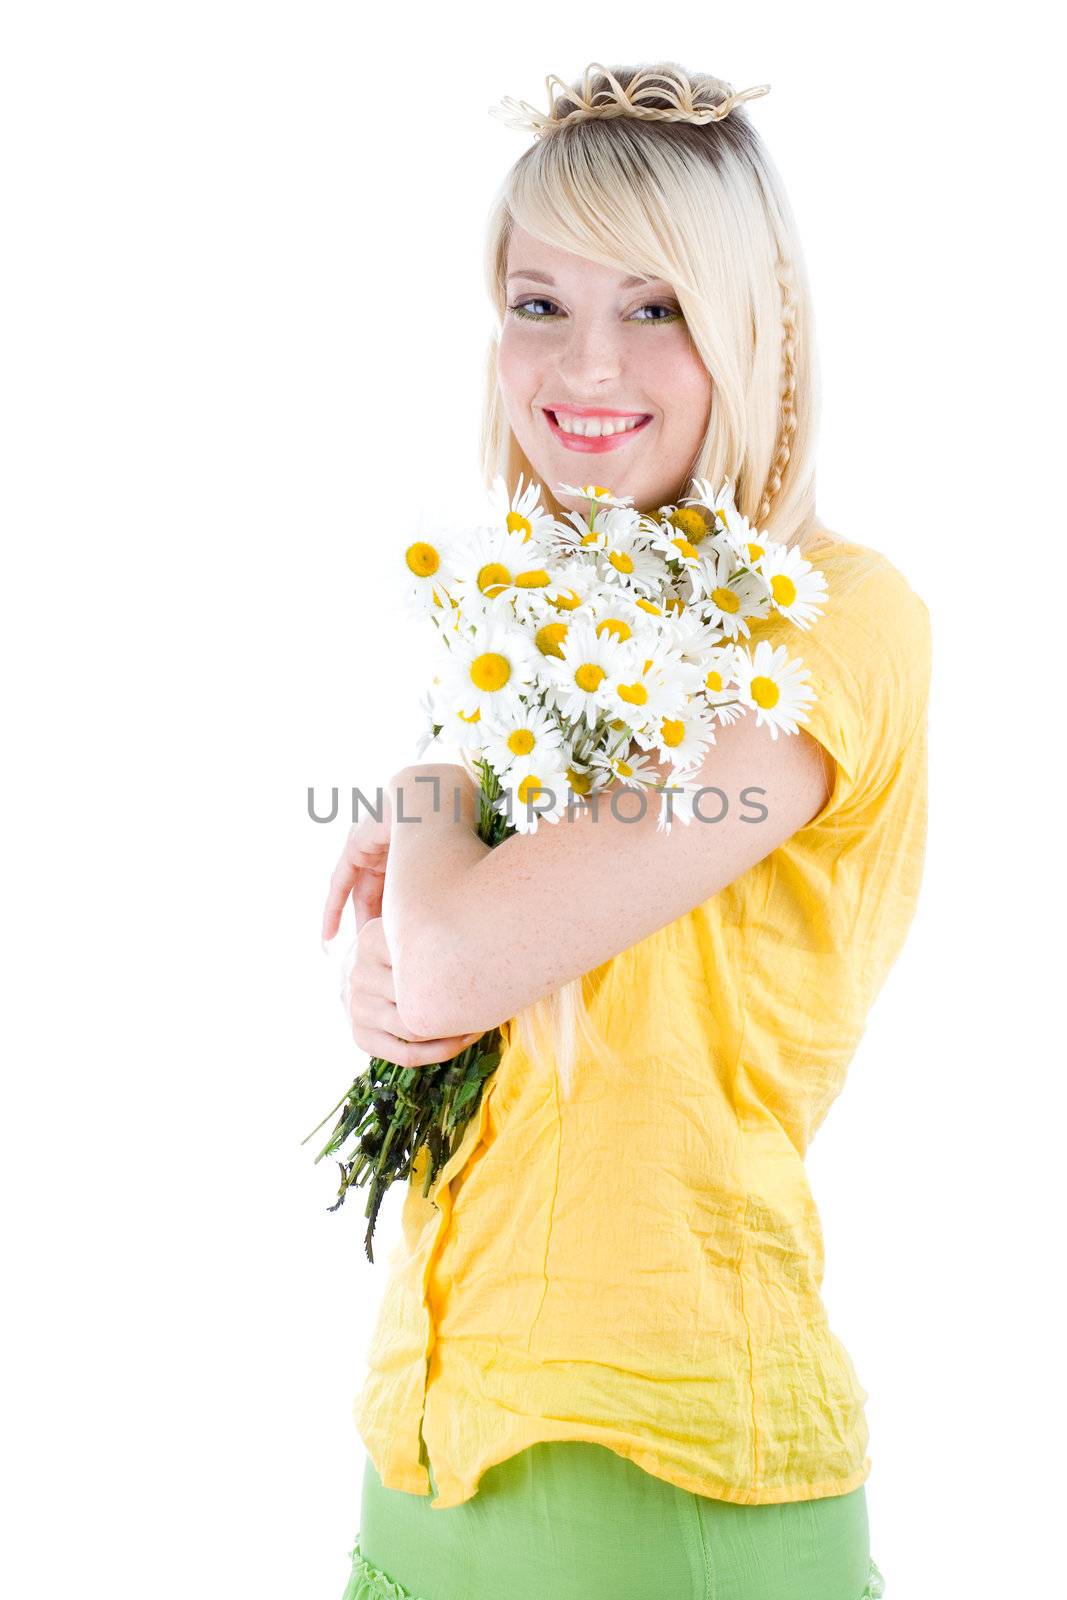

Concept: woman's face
[[498, 221, 713, 517]]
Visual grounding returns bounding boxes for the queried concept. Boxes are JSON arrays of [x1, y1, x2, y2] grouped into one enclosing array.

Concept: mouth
[[542, 406, 653, 453]]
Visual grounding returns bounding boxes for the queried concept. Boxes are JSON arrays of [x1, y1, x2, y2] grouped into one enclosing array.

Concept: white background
[[2, 5, 1061, 1597]]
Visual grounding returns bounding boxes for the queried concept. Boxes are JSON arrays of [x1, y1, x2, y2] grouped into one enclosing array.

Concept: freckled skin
[[498, 222, 713, 519]]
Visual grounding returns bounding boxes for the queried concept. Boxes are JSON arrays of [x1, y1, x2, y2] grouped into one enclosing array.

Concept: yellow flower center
[[711, 585, 740, 614], [617, 682, 648, 706], [770, 572, 797, 607], [551, 587, 583, 611], [507, 727, 536, 756], [516, 773, 545, 807], [477, 561, 512, 596], [661, 717, 685, 747], [506, 511, 532, 540], [635, 597, 661, 615], [609, 718, 626, 730], [458, 707, 481, 724], [747, 541, 766, 564], [470, 652, 511, 692], [666, 596, 684, 614], [616, 758, 633, 777], [580, 531, 600, 547], [591, 485, 612, 497], [515, 568, 550, 588], [668, 507, 708, 541], [575, 662, 606, 692], [567, 766, 592, 795], [609, 550, 634, 574], [596, 616, 632, 642], [536, 621, 569, 658], [750, 674, 780, 709], [705, 668, 723, 692], [406, 541, 440, 577], [670, 537, 698, 561]]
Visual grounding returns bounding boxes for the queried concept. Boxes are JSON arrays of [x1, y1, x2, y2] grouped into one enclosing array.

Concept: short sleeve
[[747, 542, 932, 824]]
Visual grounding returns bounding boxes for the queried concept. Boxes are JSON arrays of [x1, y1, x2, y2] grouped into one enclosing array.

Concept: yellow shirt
[[353, 531, 932, 1510]]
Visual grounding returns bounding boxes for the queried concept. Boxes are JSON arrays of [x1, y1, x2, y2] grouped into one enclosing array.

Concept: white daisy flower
[[732, 639, 816, 740], [494, 762, 571, 833], [717, 508, 775, 573], [480, 701, 565, 777], [755, 546, 829, 629], [524, 609, 577, 665], [543, 618, 630, 728], [552, 501, 643, 558], [663, 604, 728, 663], [654, 775, 710, 832], [588, 743, 665, 791], [602, 638, 701, 734], [698, 551, 772, 639], [585, 590, 650, 649], [401, 534, 459, 615], [647, 515, 707, 575], [698, 642, 743, 704], [633, 700, 718, 774], [535, 553, 604, 613], [594, 523, 666, 598], [681, 476, 741, 534], [436, 616, 539, 720], [413, 685, 443, 758], [488, 473, 558, 545], [449, 525, 570, 628], [556, 481, 636, 509], [435, 699, 490, 749], [552, 508, 608, 555]]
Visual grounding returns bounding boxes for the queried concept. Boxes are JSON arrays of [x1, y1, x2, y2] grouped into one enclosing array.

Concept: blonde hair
[[474, 61, 826, 1097]]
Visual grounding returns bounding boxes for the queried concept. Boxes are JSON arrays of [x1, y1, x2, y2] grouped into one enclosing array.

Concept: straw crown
[[489, 62, 770, 139]]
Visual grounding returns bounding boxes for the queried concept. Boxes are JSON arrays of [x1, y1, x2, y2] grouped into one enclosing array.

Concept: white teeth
[[552, 412, 646, 437]]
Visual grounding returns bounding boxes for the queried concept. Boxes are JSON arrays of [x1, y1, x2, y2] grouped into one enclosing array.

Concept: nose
[[555, 315, 623, 396]]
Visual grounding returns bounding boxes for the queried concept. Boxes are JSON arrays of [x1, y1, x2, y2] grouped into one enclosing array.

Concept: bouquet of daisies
[[305, 475, 827, 1260]]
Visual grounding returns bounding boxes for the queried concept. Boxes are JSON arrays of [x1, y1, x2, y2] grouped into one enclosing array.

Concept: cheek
[[497, 328, 537, 408], [636, 332, 707, 405], [660, 339, 713, 434]]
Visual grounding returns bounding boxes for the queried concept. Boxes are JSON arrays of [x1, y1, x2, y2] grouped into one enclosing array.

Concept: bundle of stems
[[301, 759, 511, 1263]]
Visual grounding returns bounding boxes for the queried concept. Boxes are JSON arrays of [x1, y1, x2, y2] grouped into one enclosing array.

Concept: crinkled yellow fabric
[[354, 534, 931, 1511]]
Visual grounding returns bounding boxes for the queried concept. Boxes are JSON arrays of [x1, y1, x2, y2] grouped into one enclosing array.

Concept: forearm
[[382, 762, 493, 1035]]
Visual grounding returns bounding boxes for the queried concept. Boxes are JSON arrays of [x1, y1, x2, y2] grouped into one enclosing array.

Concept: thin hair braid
[[758, 248, 799, 525]]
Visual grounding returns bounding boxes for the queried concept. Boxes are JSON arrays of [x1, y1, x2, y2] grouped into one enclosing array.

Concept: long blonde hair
[[474, 61, 826, 1097]]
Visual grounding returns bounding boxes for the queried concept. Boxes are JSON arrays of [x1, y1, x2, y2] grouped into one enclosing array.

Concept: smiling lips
[[543, 404, 653, 452]]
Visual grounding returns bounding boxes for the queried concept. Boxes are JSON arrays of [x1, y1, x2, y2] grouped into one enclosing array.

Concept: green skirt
[[342, 1441, 886, 1600]]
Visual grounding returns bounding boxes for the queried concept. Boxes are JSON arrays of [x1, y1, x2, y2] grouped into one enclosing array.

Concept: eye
[[629, 302, 682, 324], [507, 297, 559, 321]]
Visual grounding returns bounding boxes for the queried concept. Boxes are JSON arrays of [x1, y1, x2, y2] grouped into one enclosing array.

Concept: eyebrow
[[506, 267, 660, 289]]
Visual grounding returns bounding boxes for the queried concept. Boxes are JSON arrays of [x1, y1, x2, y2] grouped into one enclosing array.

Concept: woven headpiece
[[489, 62, 770, 139]]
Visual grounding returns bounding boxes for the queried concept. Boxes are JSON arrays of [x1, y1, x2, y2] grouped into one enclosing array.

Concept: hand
[[322, 810, 392, 942], [344, 917, 486, 1069]]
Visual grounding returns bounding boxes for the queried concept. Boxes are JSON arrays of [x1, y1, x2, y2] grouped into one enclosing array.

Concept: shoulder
[[750, 527, 931, 817], [804, 527, 928, 614], [798, 529, 931, 682]]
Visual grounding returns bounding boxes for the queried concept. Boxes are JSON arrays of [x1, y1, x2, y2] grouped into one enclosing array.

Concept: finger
[[352, 869, 386, 933], [351, 1025, 487, 1071], [322, 858, 359, 942], [322, 827, 387, 941]]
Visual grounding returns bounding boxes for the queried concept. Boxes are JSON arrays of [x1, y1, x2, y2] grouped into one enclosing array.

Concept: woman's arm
[[383, 715, 833, 1038]]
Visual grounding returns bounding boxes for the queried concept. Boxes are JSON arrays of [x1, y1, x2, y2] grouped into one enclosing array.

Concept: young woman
[[323, 62, 928, 1600]]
